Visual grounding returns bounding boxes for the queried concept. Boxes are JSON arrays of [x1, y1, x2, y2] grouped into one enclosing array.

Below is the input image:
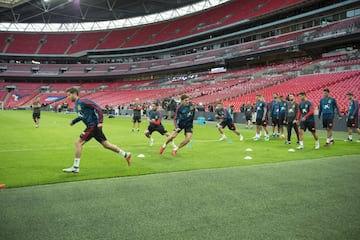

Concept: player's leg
[[95, 127, 131, 165], [271, 119, 276, 137], [254, 122, 261, 140], [63, 138, 86, 173], [229, 122, 243, 141], [279, 117, 285, 138], [137, 119, 141, 132], [294, 122, 300, 143], [297, 122, 305, 149], [263, 120, 270, 141], [132, 118, 136, 132], [145, 127, 154, 146], [286, 121, 292, 144], [310, 122, 320, 149], [218, 122, 226, 141], [160, 130, 179, 154], [172, 131, 193, 156], [346, 118, 354, 141]]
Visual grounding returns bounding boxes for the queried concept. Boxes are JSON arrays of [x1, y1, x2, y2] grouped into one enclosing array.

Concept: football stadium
[[0, 0, 360, 239]]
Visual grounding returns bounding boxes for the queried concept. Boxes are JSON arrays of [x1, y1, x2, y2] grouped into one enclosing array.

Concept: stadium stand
[[2, 0, 308, 54], [38, 34, 77, 54]]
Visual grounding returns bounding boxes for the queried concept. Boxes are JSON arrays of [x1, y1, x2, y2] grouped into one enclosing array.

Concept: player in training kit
[[278, 95, 287, 139], [215, 102, 244, 141], [63, 87, 131, 173], [318, 88, 341, 146], [254, 94, 270, 141], [159, 94, 195, 156], [244, 101, 254, 129], [296, 92, 320, 150], [345, 92, 360, 142], [284, 93, 299, 144], [132, 98, 142, 132], [145, 102, 177, 148], [32, 97, 41, 128], [270, 95, 280, 138]]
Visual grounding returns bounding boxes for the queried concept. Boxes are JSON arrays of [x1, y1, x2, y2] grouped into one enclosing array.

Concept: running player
[[215, 102, 244, 141], [159, 94, 195, 156], [63, 87, 131, 173], [145, 102, 177, 148], [345, 92, 360, 142], [244, 101, 254, 129], [32, 97, 41, 128], [254, 94, 270, 141], [132, 98, 142, 132], [284, 93, 299, 144], [270, 95, 280, 138], [278, 95, 287, 139], [318, 88, 341, 146], [296, 92, 320, 150]]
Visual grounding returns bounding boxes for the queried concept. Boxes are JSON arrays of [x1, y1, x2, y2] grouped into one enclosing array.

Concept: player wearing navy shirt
[[318, 88, 341, 146], [345, 92, 360, 142], [254, 94, 269, 141], [63, 87, 131, 173], [215, 102, 244, 141], [296, 92, 320, 150], [159, 94, 195, 156], [145, 102, 176, 148]]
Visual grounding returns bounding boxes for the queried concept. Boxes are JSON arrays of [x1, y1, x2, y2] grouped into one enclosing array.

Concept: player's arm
[[296, 108, 301, 122], [333, 99, 342, 119], [173, 105, 180, 130], [303, 104, 314, 120], [318, 100, 322, 119], [262, 103, 267, 120], [70, 116, 82, 125], [351, 100, 359, 118], [150, 113, 161, 125]]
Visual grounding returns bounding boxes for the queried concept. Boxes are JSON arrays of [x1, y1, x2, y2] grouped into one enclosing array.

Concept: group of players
[[58, 87, 359, 173]]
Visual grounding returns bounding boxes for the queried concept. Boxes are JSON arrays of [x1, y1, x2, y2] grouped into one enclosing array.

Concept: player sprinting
[[284, 93, 299, 144], [132, 98, 142, 132], [318, 88, 341, 146], [270, 95, 280, 138], [63, 87, 131, 173], [278, 95, 287, 139], [145, 102, 177, 148], [254, 94, 270, 141], [32, 97, 41, 128], [345, 92, 360, 142], [159, 94, 195, 156], [215, 102, 244, 141], [296, 92, 320, 150]]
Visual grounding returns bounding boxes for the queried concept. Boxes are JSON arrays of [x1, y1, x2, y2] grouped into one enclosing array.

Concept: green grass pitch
[[0, 110, 360, 240], [0, 110, 359, 188]]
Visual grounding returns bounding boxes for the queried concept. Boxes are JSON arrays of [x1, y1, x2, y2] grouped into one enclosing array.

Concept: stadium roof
[[0, 0, 232, 32]]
